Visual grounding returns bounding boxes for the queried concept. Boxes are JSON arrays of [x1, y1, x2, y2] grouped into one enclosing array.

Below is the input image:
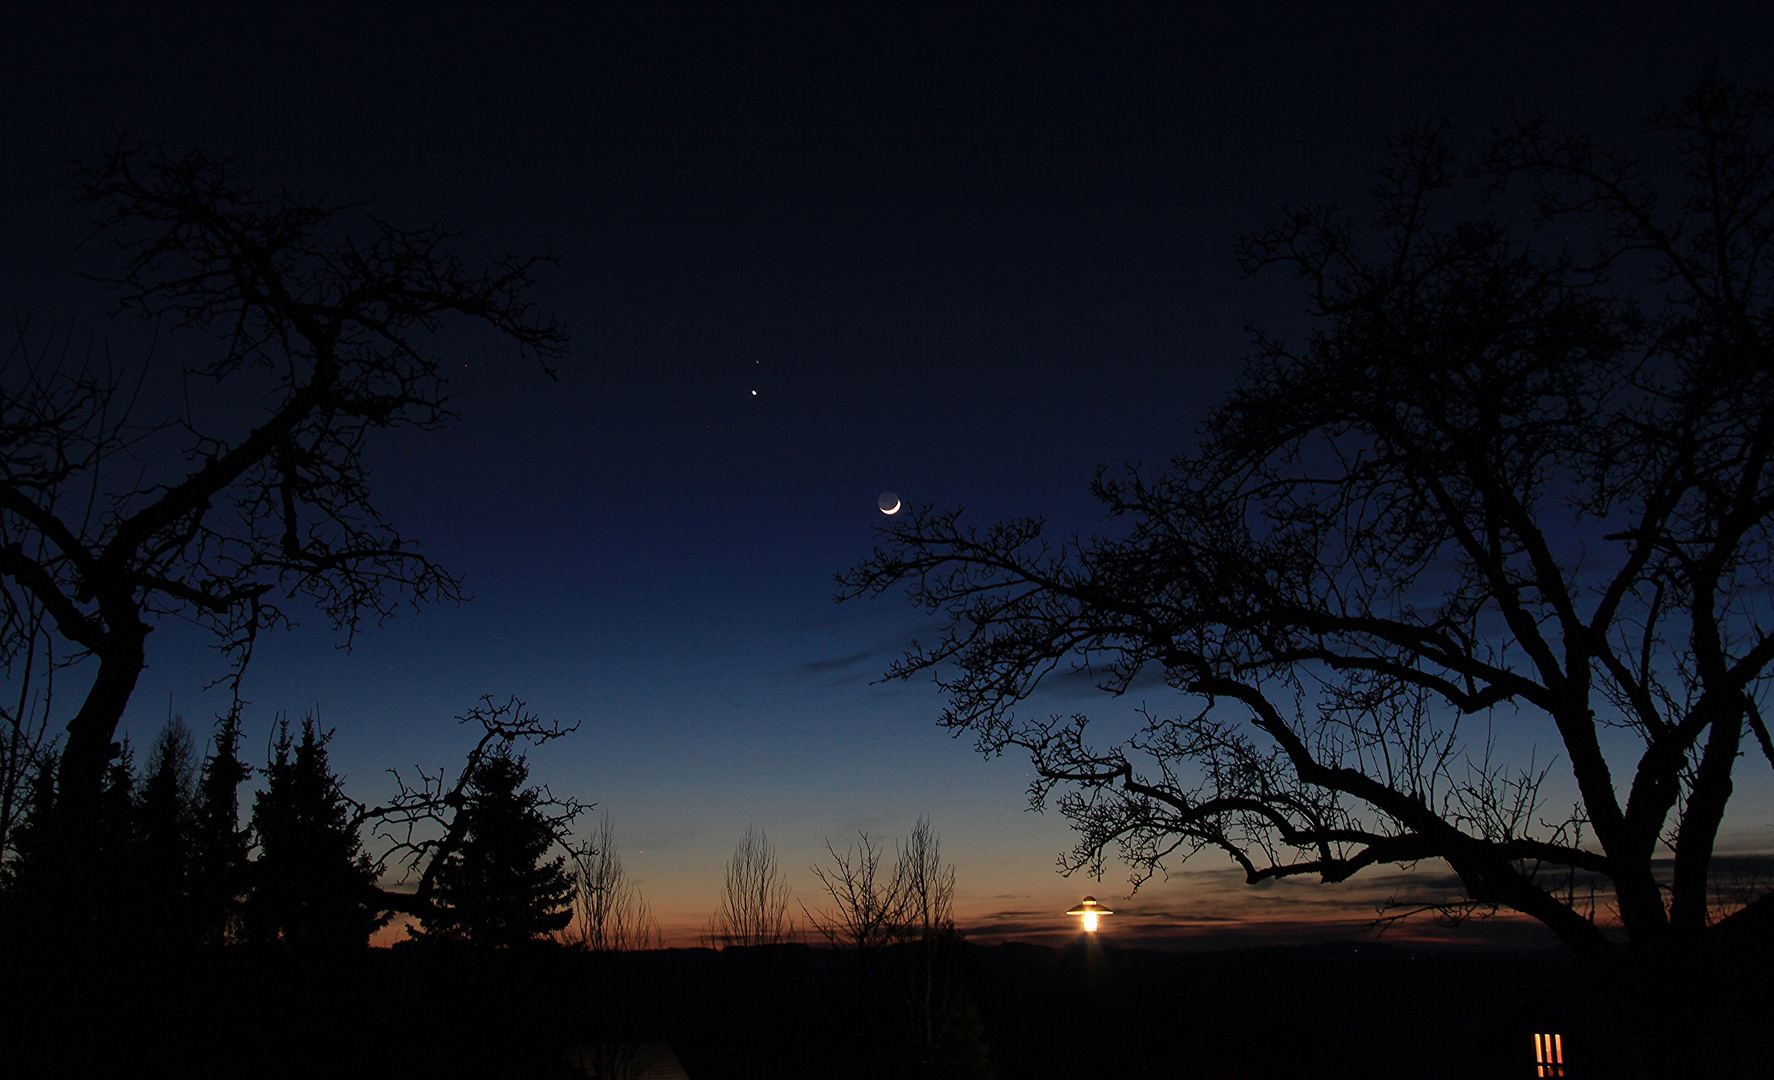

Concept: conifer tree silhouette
[[0, 139, 567, 923], [192, 713, 250, 945], [94, 740, 136, 936], [134, 718, 197, 945], [421, 749, 573, 946], [245, 718, 384, 947]]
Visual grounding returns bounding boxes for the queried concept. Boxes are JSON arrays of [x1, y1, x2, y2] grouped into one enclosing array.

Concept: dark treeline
[[0, 708, 576, 954], [0, 715, 1741, 1080], [0, 931, 1672, 1080], [0, 726, 1002, 1080]]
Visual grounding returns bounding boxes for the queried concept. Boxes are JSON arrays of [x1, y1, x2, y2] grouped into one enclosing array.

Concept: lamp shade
[[1066, 896, 1114, 932]]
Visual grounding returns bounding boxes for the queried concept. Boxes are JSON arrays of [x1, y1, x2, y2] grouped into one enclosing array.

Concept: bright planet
[[877, 492, 901, 515]]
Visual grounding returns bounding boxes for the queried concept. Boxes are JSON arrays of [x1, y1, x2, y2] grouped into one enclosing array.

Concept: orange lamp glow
[[1066, 896, 1113, 932], [1534, 1033, 1565, 1078]]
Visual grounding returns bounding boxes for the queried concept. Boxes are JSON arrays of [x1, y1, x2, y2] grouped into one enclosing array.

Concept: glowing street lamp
[[1067, 896, 1113, 933]]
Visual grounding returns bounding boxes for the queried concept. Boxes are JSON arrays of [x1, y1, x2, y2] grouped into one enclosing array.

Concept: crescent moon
[[881, 498, 901, 516]]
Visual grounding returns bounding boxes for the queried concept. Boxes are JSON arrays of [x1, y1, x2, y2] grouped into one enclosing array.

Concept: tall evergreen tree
[[245, 718, 384, 948], [76, 739, 139, 944], [134, 718, 197, 945], [98, 741, 136, 877], [0, 748, 58, 930], [192, 712, 250, 945], [423, 750, 573, 946]]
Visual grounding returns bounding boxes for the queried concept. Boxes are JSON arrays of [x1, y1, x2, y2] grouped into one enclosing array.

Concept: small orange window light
[[1534, 1033, 1565, 1078], [1066, 896, 1113, 933]]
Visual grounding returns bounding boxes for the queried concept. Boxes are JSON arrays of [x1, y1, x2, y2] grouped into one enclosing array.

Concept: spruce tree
[[192, 713, 250, 945], [135, 718, 197, 945], [95, 740, 137, 939], [246, 718, 383, 948], [424, 750, 573, 946]]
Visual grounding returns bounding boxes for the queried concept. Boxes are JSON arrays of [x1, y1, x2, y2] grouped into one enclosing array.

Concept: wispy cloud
[[787, 620, 947, 687], [801, 649, 874, 674], [958, 864, 1569, 950], [1035, 662, 1169, 697]]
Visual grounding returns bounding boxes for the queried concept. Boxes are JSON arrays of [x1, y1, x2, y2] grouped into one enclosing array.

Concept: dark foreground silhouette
[[3, 934, 1736, 1080]]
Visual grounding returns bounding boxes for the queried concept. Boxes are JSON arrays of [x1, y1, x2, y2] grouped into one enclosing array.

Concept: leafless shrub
[[804, 830, 906, 954], [707, 825, 793, 948], [568, 812, 661, 952]]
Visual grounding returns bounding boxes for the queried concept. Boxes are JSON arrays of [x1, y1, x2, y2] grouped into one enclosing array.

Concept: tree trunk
[[1620, 956, 1740, 1080], [49, 633, 147, 928]]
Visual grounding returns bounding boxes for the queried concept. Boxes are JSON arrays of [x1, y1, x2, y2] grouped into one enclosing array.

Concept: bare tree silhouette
[[568, 812, 661, 953], [802, 817, 985, 1078], [896, 816, 955, 943], [804, 830, 907, 957], [564, 816, 665, 1080], [708, 825, 793, 948], [841, 72, 1774, 1078], [0, 598, 56, 881], [890, 818, 987, 1080], [0, 136, 566, 915]]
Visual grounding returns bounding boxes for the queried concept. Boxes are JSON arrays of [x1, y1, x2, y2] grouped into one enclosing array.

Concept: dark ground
[[0, 935, 1662, 1080]]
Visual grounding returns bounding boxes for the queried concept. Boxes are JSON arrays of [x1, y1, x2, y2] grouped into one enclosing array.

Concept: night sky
[[5, 3, 1772, 947]]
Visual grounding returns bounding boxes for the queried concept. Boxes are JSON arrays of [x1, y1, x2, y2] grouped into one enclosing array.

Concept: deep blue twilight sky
[[4, 3, 1773, 946]]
